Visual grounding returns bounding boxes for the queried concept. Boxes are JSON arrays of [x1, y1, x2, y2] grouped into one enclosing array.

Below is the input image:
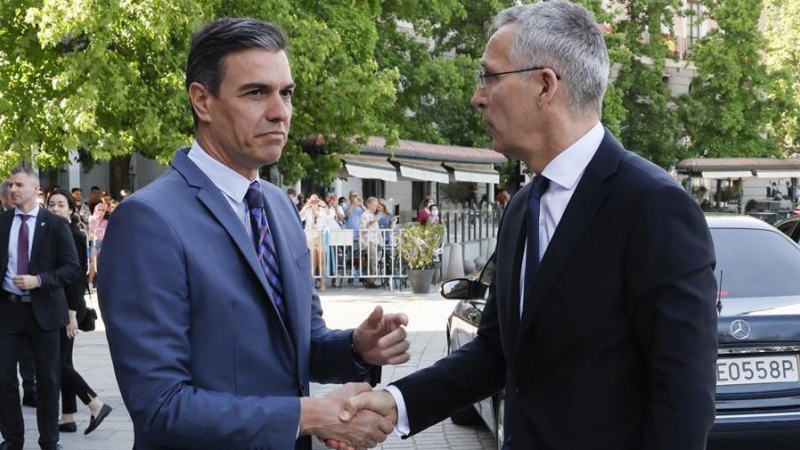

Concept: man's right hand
[[300, 383, 393, 450], [339, 390, 397, 425]]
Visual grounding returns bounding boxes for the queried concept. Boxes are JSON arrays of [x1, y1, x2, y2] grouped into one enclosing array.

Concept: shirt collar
[[541, 122, 604, 190], [15, 205, 40, 218], [188, 140, 255, 203]]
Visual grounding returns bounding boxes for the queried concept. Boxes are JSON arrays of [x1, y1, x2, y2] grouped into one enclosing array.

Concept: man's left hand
[[353, 306, 409, 366]]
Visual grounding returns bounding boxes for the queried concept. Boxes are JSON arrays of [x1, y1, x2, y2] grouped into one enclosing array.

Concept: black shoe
[[0, 442, 23, 450], [21, 393, 36, 408], [58, 422, 77, 433], [84, 404, 112, 435]]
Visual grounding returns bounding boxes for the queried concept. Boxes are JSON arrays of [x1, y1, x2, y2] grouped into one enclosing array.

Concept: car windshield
[[711, 227, 800, 298]]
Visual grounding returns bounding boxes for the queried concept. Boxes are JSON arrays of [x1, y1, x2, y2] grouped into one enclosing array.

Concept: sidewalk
[[16, 286, 495, 450]]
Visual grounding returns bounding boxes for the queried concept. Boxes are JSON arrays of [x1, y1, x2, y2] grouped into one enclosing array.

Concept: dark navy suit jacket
[[393, 131, 718, 450], [0, 208, 80, 330], [99, 148, 378, 450]]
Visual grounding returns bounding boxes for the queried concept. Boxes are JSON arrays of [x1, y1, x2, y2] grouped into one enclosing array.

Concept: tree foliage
[[677, 0, 787, 158], [762, 0, 800, 155], [0, 0, 398, 184], [607, 0, 686, 168]]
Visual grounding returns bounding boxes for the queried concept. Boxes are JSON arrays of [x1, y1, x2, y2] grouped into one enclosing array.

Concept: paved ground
[[15, 287, 496, 450]]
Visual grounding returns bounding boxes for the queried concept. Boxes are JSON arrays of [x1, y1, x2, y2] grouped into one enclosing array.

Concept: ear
[[188, 82, 213, 123], [537, 69, 560, 109]]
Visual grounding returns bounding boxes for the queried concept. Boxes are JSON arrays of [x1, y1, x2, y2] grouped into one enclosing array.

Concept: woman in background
[[47, 189, 112, 435]]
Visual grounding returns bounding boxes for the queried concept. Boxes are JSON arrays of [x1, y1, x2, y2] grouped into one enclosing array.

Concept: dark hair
[[186, 18, 288, 127], [71, 187, 82, 193], [90, 186, 101, 192], [48, 188, 79, 225]]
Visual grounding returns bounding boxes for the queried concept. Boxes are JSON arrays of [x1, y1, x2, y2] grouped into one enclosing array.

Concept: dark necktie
[[17, 214, 32, 276], [525, 176, 550, 290], [244, 181, 285, 318]]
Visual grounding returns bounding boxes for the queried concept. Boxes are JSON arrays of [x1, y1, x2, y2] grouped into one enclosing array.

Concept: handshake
[[301, 382, 398, 450]]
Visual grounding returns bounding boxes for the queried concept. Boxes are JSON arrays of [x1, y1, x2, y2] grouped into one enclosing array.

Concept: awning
[[699, 171, 755, 179], [443, 163, 500, 184], [391, 158, 450, 184], [340, 155, 397, 182], [755, 170, 800, 179]]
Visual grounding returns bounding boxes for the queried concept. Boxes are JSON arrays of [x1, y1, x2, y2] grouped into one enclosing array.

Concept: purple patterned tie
[[17, 214, 31, 275], [245, 181, 285, 317]]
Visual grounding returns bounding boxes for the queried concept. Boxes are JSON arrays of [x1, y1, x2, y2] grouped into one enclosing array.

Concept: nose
[[471, 87, 485, 109], [266, 93, 291, 123]]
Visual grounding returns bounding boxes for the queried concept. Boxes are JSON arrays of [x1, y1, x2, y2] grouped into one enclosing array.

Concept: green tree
[[609, 0, 686, 169], [763, 0, 800, 155], [677, 0, 785, 158], [0, 0, 398, 185]]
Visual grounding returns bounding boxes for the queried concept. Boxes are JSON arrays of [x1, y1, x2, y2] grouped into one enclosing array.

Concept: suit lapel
[[172, 150, 295, 349], [514, 131, 625, 361], [29, 209, 48, 264]]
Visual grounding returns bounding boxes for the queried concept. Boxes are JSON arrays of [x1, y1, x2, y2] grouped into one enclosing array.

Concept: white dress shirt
[[188, 141, 259, 239], [3, 205, 41, 295], [387, 121, 605, 436]]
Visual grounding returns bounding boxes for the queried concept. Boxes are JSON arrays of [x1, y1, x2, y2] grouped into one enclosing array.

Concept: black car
[[775, 215, 800, 244], [443, 215, 800, 449]]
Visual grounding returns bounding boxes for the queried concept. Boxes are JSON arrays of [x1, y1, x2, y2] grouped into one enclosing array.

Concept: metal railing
[[438, 207, 503, 244], [308, 229, 407, 291]]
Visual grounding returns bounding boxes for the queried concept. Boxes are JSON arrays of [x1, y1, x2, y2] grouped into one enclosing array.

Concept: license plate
[[717, 355, 800, 386]]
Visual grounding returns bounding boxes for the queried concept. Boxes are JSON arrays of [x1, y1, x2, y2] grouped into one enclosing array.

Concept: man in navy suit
[[0, 166, 81, 450], [339, 2, 718, 450], [98, 19, 408, 450]]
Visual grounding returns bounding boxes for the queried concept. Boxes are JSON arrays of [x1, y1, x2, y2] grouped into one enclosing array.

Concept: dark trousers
[[14, 340, 36, 395], [60, 330, 96, 414], [0, 302, 61, 449]]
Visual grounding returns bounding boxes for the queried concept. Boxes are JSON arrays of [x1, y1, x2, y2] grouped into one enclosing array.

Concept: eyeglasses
[[476, 66, 560, 88]]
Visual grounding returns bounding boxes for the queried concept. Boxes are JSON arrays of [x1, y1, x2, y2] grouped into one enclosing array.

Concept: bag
[[79, 308, 98, 332]]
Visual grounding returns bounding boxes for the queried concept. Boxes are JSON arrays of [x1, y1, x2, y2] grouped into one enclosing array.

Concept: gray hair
[[0, 182, 8, 197], [10, 166, 39, 187], [493, 1, 609, 118]]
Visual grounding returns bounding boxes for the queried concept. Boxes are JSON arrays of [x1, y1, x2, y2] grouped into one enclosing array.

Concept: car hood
[[718, 295, 800, 344]]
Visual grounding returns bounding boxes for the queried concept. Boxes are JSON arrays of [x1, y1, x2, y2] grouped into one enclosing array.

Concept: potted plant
[[397, 223, 445, 293]]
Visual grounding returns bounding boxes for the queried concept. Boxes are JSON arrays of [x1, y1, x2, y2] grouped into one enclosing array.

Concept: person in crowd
[[86, 186, 102, 214], [358, 197, 383, 289], [427, 204, 441, 225], [466, 185, 478, 212], [494, 188, 510, 212], [0, 166, 80, 450], [299, 193, 329, 291], [376, 200, 397, 230], [343, 191, 364, 233], [46, 188, 113, 436], [416, 196, 434, 225], [86, 201, 107, 291], [97, 18, 409, 450], [70, 188, 91, 229], [337, 3, 718, 450], [286, 187, 299, 211], [325, 193, 344, 230]]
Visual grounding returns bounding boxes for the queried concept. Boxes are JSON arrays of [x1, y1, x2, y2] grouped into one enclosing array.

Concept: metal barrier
[[439, 208, 502, 244], [308, 228, 407, 291]]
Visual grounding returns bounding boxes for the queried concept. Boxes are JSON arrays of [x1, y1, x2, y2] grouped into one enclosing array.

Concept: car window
[[711, 227, 800, 298], [776, 220, 797, 238]]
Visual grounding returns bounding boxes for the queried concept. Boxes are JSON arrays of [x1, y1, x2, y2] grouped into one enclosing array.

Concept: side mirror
[[440, 278, 472, 299]]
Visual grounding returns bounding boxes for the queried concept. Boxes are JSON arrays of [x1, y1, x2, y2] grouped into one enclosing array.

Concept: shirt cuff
[[385, 385, 410, 437]]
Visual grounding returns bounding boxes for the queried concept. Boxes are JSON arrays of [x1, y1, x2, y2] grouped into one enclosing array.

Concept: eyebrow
[[237, 82, 296, 95]]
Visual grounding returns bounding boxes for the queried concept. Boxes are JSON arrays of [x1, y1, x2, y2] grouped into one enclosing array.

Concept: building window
[[362, 179, 384, 200]]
